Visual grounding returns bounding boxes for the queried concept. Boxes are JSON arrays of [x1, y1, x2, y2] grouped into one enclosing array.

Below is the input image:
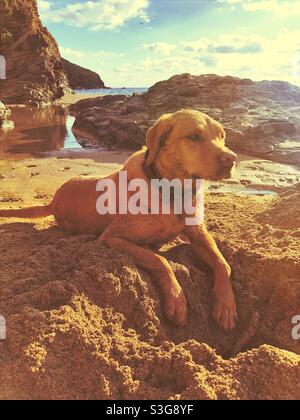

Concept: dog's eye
[[187, 133, 202, 142]]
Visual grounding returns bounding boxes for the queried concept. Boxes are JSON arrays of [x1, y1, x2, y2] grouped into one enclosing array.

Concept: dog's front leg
[[100, 232, 187, 326], [184, 224, 237, 330]]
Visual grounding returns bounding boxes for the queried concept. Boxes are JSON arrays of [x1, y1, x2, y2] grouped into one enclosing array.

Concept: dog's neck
[[142, 150, 163, 180], [143, 149, 189, 182], [143, 149, 201, 196]]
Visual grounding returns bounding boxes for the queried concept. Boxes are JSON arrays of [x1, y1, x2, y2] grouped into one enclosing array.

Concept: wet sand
[[208, 154, 300, 194], [57, 92, 104, 106]]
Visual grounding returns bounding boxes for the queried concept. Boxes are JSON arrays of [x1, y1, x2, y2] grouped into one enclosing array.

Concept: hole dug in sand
[[0, 189, 299, 400]]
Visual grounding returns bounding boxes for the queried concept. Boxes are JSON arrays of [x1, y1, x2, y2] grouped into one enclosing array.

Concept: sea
[[75, 87, 148, 96]]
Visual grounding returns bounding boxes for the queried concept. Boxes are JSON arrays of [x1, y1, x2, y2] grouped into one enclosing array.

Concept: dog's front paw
[[163, 283, 188, 326], [212, 280, 238, 331]]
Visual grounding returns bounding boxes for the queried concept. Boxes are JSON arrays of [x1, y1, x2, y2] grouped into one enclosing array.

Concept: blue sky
[[38, 0, 300, 87]]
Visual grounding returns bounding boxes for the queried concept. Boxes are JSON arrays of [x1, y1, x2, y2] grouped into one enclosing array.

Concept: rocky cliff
[[70, 74, 300, 164], [0, 0, 70, 105], [62, 58, 106, 90]]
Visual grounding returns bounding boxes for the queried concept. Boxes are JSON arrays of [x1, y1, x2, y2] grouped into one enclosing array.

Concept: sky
[[37, 0, 300, 87]]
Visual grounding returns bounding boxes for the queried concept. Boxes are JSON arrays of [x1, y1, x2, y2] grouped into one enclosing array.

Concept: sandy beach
[[57, 92, 104, 106], [0, 152, 299, 399]]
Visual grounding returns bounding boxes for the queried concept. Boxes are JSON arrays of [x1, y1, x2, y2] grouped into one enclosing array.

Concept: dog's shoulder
[[123, 147, 147, 180]]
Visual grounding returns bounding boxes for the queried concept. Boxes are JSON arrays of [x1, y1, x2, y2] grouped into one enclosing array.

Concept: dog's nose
[[219, 151, 237, 167]]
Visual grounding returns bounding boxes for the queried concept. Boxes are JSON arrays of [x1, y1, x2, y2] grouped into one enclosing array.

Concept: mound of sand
[[0, 185, 299, 400], [256, 184, 300, 230]]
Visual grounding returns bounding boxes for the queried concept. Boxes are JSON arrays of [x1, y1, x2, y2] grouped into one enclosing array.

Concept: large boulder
[[0, 0, 70, 106], [70, 74, 300, 164]]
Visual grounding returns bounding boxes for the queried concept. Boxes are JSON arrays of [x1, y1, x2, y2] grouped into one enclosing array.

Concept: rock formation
[[62, 58, 106, 90], [0, 0, 70, 105], [70, 74, 300, 164]]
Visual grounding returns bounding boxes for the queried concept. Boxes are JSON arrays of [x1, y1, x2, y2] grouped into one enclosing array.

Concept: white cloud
[[37, 0, 150, 31], [54, 29, 300, 87], [59, 46, 124, 61], [212, 35, 264, 54], [59, 47, 84, 60], [145, 35, 266, 56], [140, 29, 300, 86], [244, 0, 300, 16], [113, 63, 135, 73], [38, 0, 52, 10], [143, 42, 176, 56], [218, 0, 300, 17]]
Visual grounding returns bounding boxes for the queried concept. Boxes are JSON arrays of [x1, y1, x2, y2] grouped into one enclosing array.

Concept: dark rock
[[61, 58, 106, 90], [70, 73, 300, 164], [0, 0, 70, 106]]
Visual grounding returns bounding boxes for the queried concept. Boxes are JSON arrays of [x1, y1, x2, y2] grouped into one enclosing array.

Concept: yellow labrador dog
[[0, 110, 238, 330]]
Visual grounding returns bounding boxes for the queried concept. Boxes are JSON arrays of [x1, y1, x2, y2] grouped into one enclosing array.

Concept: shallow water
[[75, 87, 148, 96], [278, 140, 300, 150], [207, 185, 278, 196], [0, 88, 148, 159], [0, 106, 81, 159]]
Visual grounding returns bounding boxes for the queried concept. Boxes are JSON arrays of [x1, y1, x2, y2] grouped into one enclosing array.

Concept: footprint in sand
[[35, 193, 50, 200], [0, 197, 22, 203]]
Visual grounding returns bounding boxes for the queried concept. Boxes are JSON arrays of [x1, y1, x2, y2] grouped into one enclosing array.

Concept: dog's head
[[145, 109, 237, 181]]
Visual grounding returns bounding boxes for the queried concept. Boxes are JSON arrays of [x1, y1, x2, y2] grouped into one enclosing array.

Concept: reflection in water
[[64, 115, 82, 149], [0, 106, 82, 159], [278, 140, 300, 150]]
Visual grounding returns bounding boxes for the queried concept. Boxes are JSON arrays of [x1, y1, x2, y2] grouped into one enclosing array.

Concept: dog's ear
[[145, 114, 173, 166]]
